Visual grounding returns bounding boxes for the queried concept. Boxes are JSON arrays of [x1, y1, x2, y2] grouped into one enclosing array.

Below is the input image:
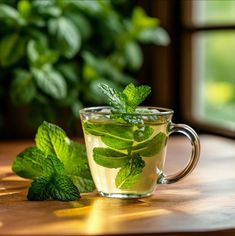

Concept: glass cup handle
[[157, 123, 200, 184]]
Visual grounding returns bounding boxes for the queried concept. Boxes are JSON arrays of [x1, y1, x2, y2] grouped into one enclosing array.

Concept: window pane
[[192, 31, 235, 130], [193, 0, 235, 25]]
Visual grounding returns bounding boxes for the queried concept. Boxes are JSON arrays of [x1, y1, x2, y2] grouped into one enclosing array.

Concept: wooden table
[[0, 135, 235, 236]]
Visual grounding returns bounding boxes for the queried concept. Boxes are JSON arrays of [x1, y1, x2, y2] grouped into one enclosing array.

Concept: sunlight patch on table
[[54, 206, 92, 217], [0, 191, 18, 196]]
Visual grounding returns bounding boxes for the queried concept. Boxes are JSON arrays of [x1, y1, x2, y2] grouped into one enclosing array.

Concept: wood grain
[[0, 135, 235, 235]]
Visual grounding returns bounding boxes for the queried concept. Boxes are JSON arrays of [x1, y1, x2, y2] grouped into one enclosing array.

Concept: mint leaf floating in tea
[[115, 154, 145, 190], [12, 121, 95, 201], [132, 132, 167, 157], [133, 126, 154, 142], [93, 148, 130, 168]]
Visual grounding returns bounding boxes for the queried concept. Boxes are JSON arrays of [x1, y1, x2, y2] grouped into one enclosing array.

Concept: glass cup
[[80, 106, 200, 199]]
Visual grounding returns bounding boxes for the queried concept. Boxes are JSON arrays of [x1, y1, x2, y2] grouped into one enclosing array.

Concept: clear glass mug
[[80, 106, 200, 199]]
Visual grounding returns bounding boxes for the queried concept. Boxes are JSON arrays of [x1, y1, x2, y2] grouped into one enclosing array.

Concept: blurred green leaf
[[17, 0, 31, 18], [32, 65, 67, 99], [124, 41, 143, 70], [83, 51, 135, 84], [64, 11, 91, 40], [0, 3, 19, 20], [10, 69, 36, 105], [71, 101, 83, 118], [48, 16, 81, 58], [32, 0, 61, 17], [27, 40, 59, 67], [68, 0, 103, 16], [138, 27, 170, 46], [0, 0, 169, 134], [0, 33, 26, 67], [131, 7, 158, 29], [57, 62, 79, 83]]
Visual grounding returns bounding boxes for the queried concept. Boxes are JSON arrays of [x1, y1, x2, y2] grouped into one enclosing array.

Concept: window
[[181, 0, 235, 137]]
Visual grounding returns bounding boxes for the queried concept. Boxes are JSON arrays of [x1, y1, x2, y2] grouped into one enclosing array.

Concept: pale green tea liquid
[[83, 122, 168, 198]]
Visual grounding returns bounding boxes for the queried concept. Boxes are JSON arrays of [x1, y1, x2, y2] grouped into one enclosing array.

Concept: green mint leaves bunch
[[12, 121, 95, 201], [98, 83, 151, 124]]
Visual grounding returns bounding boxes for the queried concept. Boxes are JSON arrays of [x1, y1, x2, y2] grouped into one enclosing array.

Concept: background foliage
[[0, 0, 169, 136]]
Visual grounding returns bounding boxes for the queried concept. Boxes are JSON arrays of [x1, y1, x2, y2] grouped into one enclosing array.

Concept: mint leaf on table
[[115, 154, 145, 189], [12, 121, 95, 201], [48, 175, 80, 201], [132, 132, 167, 157], [27, 176, 51, 201], [27, 154, 80, 201], [35, 121, 95, 192], [93, 148, 130, 168], [12, 147, 45, 180], [35, 121, 67, 157]]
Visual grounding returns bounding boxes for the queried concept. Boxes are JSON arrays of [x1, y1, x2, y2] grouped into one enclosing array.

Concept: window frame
[[180, 0, 235, 138]]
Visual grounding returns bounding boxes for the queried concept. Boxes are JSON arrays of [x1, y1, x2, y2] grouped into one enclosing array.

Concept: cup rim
[[80, 106, 174, 116]]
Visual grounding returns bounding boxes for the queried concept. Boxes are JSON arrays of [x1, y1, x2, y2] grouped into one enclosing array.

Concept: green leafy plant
[[0, 0, 169, 133], [83, 83, 167, 189], [12, 121, 95, 201]]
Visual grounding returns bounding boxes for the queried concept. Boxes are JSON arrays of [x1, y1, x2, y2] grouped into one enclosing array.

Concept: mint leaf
[[49, 175, 80, 201], [35, 121, 67, 157], [12, 121, 95, 201], [27, 176, 51, 201], [83, 121, 134, 140], [101, 136, 133, 150], [71, 176, 95, 193], [43, 154, 66, 176], [98, 83, 127, 113], [115, 154, 145, 189], [133, 126, 154, 142], [35, 121, 95, 192], [123, 83, 151, 113], [61, 141, 95, 192], [122, 114, 143, 125], [12, 147, 45, 180], [132, 132, 167, 157], [27, 155, 80, 201], [98, 83, 151, 124], [93, 148, 130, 168]]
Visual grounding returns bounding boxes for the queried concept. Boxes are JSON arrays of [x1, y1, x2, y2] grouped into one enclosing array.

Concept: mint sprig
[[98, 83, 151, 124], [12, 121, 95, 201], [27, 154, 80, 201]]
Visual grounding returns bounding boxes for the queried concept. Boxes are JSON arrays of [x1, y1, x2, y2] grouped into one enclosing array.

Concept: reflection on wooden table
[[0, 135, 235, 235]]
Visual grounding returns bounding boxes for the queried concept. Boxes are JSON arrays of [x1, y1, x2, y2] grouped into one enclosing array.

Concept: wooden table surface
[[0, 135, 235, 236]]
